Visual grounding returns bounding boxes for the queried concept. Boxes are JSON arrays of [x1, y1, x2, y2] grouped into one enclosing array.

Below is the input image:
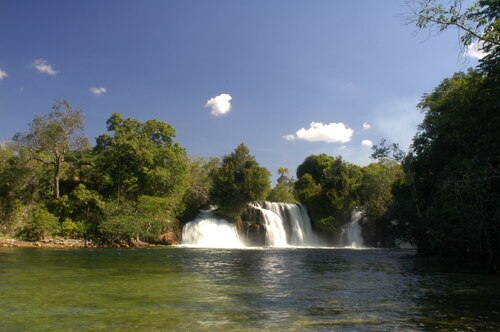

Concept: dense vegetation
[[368, 0, 499, 270], [0, 110, 274, 244], [293, 155, 403, 246], [372, 67, 499, 269], [210, 144, 271, 219], [0, 0, 497, 269], [0, 110, 401, 247]]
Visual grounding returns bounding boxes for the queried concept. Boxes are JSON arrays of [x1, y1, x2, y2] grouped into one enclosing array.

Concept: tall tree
[[268, 167, 297, 203], [374, 69, 499, 270], [13, 100, 88, 199], [210, 144, 271, 218], [93, 113, 188, 203], [295, 154, 362, 234]]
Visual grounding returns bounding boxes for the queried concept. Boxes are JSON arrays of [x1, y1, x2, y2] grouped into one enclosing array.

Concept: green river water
[[0, 247, 499, 331]]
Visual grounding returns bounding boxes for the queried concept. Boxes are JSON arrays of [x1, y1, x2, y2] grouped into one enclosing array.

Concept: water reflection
[[404, 256, 500, 331], [1, 247, 499, 331]]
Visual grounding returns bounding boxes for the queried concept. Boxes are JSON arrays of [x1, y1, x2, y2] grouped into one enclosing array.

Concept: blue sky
[[0, 1, 480, 181]]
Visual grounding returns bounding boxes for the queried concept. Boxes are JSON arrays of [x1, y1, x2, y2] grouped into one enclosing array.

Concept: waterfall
[[251, 204, 288, 247], [182, 211, 245, 248], [253, 202, 320, 247], [341, 209, 364, 248], [181, 202, 321, 248]]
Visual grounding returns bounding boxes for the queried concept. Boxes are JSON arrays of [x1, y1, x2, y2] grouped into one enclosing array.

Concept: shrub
[[20, 206, 58, 240], [60, 218, 84, 239], [99, 196, 174, 243]]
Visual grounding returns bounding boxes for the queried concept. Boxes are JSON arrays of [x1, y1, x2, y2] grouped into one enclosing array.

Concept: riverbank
[[0, 237, 169, 249]]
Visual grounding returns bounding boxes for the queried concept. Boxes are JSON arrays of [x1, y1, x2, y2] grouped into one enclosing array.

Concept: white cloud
[[285, 122, 353, 143], [465, 41, 487, 59], [205, 93, 232, 116], [362, 122, 371, 130], [32, 59, 57, 75], [90, 87, 107, 95], [0, 69, 7, 80], [361, 139, 373, 147]]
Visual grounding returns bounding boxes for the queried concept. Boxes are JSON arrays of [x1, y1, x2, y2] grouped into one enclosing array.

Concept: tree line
[[0, 0, 497, 269], [372, 0, 499, 271], [0, 102, 402, 247]]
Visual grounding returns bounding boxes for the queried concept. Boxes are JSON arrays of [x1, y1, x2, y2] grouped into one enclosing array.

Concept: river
[[0, 247, 499, 331]]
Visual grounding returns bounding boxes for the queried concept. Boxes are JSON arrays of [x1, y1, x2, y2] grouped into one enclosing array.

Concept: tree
[[407, 0, 499, 70], [297, 154, 335, 183], [210, 144, 271, 218], [374, 69, 499, 270], [268, 167, 297, 203], [411, 70, 499, 260], [93, 113, 188, 203], [295, 155, 362, 235], [52, 184, 106, 239], [180, 157, 220, 221], [371, 139, 423, 219], [359, 161, 403, 222], [277, 167, 290, 184], [99, 195, 179, 243], [13, 100, 88, 199], [358, 161, 404, 246]]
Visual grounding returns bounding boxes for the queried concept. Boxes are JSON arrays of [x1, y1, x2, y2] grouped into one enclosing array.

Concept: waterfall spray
[[341, 209, 365, 248], [182, 211, 245, 248]]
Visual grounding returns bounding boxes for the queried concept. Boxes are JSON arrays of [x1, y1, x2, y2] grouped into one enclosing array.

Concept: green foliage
[[375, 69, 499, 267], [12, 100, 88, 199], [359, 160, 403, 221], [295, 155, 362, 234], [295, 174, 321, 202], [408, 0, 499, 74], [268, 183, 297, 203], [51, 184, 106, 238], [210, 144, 271, 218], [268, 167, 297, 203], [94, 113, 188, 202], [410, 70, 499, 257], [99, 195, 176, 243], [19, 206, 58, 241], [316, 216, 341, 235], [409, 1, 499, 54], [59, 218, 84, 238], [0, 144, 53, 234], [356, 160, 404, 246], [179, 157, 220, 222], [297, 154, 335, 183]]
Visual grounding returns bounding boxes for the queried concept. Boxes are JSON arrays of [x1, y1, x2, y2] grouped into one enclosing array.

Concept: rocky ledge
[[0, 236, 177, 249], [0, 237, 95, 248]]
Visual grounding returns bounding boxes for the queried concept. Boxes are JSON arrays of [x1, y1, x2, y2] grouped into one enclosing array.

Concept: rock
[[243, 221, 267, 246], [158, 232, 178, 245]]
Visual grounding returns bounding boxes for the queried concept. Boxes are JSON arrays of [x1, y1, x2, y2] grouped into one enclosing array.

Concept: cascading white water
[[251, 205, 288, 247], [342, 209, 365, 248], [182, 211, 245, 248], [254, 202, 320, 247], [182, 202, 322, 248]]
